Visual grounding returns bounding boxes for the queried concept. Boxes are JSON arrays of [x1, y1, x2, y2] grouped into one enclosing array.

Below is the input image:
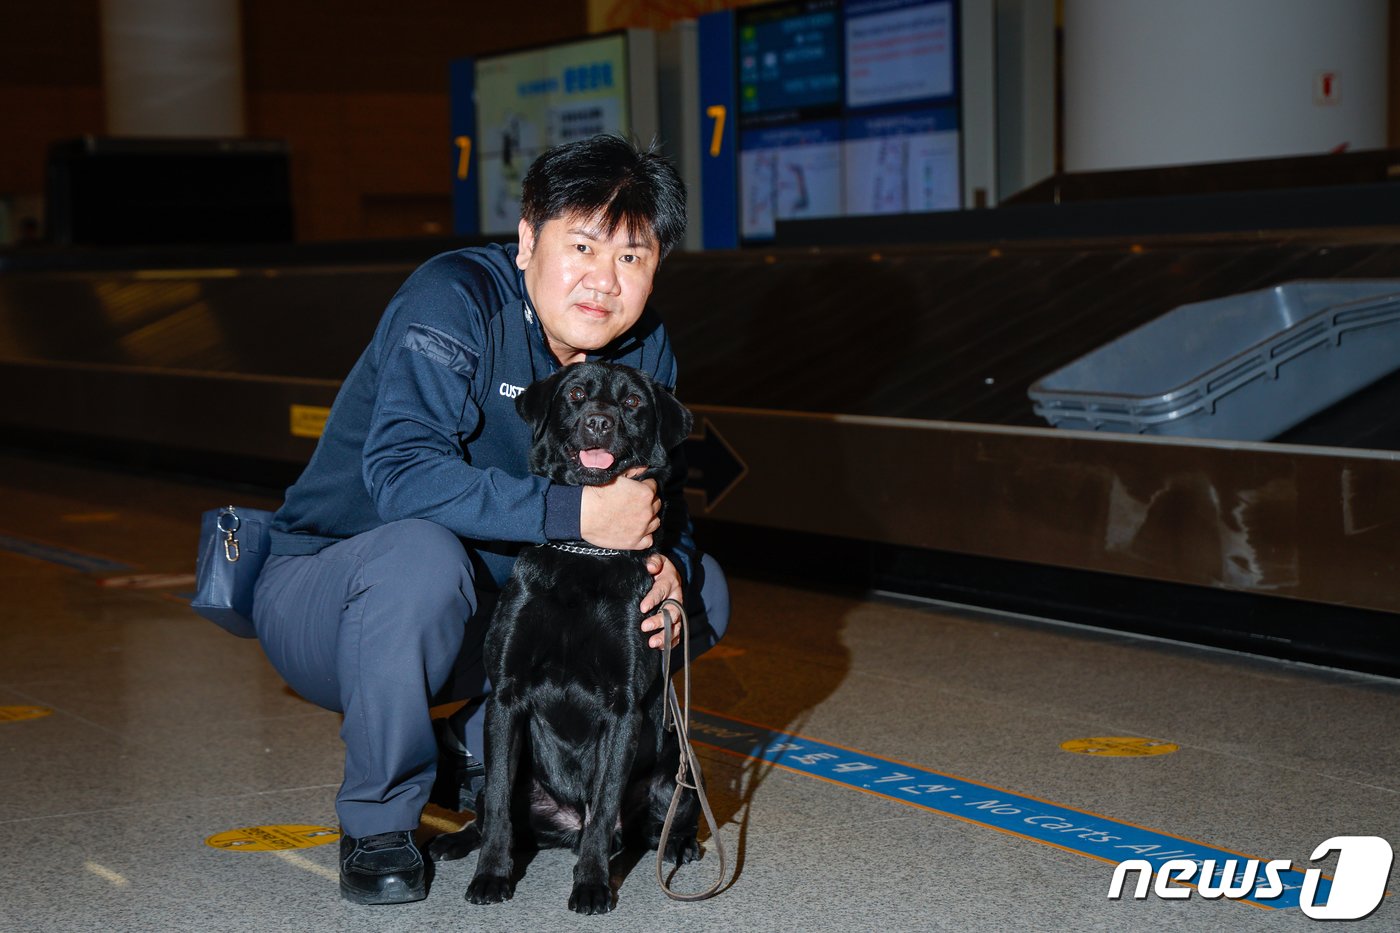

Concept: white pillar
[[960, 0, 998, 205], [995, 0, 1057, 197], [1064, 0, 1387, 172], [100, 0, 246, 137]]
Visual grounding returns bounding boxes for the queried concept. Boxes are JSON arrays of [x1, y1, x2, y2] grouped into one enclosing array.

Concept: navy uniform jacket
[[269, 242, 694, 590]]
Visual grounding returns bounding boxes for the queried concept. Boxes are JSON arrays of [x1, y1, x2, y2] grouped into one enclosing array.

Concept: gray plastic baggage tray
[[1028, 280, 1400, 440]]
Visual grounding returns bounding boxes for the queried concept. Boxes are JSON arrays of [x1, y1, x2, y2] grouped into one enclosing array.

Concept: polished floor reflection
[[0, 450, 1396, 932]]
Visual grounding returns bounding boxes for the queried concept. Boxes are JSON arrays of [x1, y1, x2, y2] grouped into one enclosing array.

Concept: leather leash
[[653, 598, 728, 901]]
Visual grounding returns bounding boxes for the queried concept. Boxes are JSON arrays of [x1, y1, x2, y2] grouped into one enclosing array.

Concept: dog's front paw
[[427, 823, 481, 862], [568, 880, 614, 915], [466, 874, 514, 905], [664, 833, 701, 866]]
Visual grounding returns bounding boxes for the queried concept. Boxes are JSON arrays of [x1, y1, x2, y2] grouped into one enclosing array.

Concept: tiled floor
[[0, 449, 1396, 932]]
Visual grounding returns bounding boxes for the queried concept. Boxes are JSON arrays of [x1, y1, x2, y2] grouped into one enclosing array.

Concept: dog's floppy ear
[[516, 369, 565, 438], [652, 384, 693, 454]]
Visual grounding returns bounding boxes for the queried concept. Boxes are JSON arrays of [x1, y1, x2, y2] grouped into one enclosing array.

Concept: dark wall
[[240, 0, 588, 240], [0, 0, 588, 242], [0, 0, 105, 208]]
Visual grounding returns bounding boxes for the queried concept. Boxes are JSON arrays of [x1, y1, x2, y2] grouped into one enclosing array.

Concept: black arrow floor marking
[[681, 418, 747, 512]]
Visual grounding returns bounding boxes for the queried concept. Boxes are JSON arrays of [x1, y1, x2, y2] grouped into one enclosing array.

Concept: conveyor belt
[[658, 233, 1400, 435], [5, 230, 1400, 443], [2, 229, 1399, 674]]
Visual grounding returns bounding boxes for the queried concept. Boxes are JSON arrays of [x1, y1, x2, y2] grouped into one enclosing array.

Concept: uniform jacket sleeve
[[359, 265, 578, 544]]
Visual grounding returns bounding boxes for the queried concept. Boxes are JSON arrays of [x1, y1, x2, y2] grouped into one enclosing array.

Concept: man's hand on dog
[[641, 553, 683, 649], [580, 466, 660, 549], [578, 466, 682, 650]]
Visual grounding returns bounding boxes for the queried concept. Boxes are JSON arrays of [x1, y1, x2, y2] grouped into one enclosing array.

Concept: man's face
[[516, 212, 659, 366]]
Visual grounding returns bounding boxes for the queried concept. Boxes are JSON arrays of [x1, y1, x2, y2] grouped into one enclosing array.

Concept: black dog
[[429, 361, 700, 914]]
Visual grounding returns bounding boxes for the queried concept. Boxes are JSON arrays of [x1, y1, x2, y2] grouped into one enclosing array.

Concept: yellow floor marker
[[205, 825, 339, 851], [0, 706, 53, 722], [1060, 736, 1180, 757]]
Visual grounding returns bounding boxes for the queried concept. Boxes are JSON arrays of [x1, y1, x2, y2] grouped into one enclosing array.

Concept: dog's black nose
[[584, 412, 614, 437]]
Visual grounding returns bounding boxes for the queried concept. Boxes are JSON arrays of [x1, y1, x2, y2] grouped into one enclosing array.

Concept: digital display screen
[[735, 0, 961, 241], [845, 0, 954, 109], [739, 121, 844, 239], [475, 34, 630, 236], [738, 0, 843, 119], [843, 109, 959, 214]]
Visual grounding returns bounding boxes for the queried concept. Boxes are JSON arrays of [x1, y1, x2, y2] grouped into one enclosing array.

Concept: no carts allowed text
[[1110, 836, 1393, 921]]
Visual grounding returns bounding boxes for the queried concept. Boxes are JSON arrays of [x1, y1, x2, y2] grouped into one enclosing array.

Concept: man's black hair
[[520, 135, 687, 259]]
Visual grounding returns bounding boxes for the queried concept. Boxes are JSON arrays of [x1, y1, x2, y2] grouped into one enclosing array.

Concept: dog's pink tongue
[[579, 448, 615, 470]]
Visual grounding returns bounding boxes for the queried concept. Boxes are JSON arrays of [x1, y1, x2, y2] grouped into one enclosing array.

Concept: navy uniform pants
[[251, 519, 730, 838]]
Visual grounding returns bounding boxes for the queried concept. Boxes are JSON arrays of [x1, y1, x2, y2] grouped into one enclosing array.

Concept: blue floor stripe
[[0, 533, 134, 575], [690, 709, 1327, 910]]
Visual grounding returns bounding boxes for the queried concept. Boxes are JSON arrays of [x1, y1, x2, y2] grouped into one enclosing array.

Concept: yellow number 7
[[455, 136, 472, 181], [706, 105, 726, 158]]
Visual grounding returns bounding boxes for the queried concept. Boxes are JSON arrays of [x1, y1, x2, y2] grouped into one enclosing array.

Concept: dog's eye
[[622, 394, 642, 409], [568, 386, 586, 402]]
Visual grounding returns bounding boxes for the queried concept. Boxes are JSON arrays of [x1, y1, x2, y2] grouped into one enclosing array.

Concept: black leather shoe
[[429, 716, 486, 812], [339, 831, 427, 905]]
